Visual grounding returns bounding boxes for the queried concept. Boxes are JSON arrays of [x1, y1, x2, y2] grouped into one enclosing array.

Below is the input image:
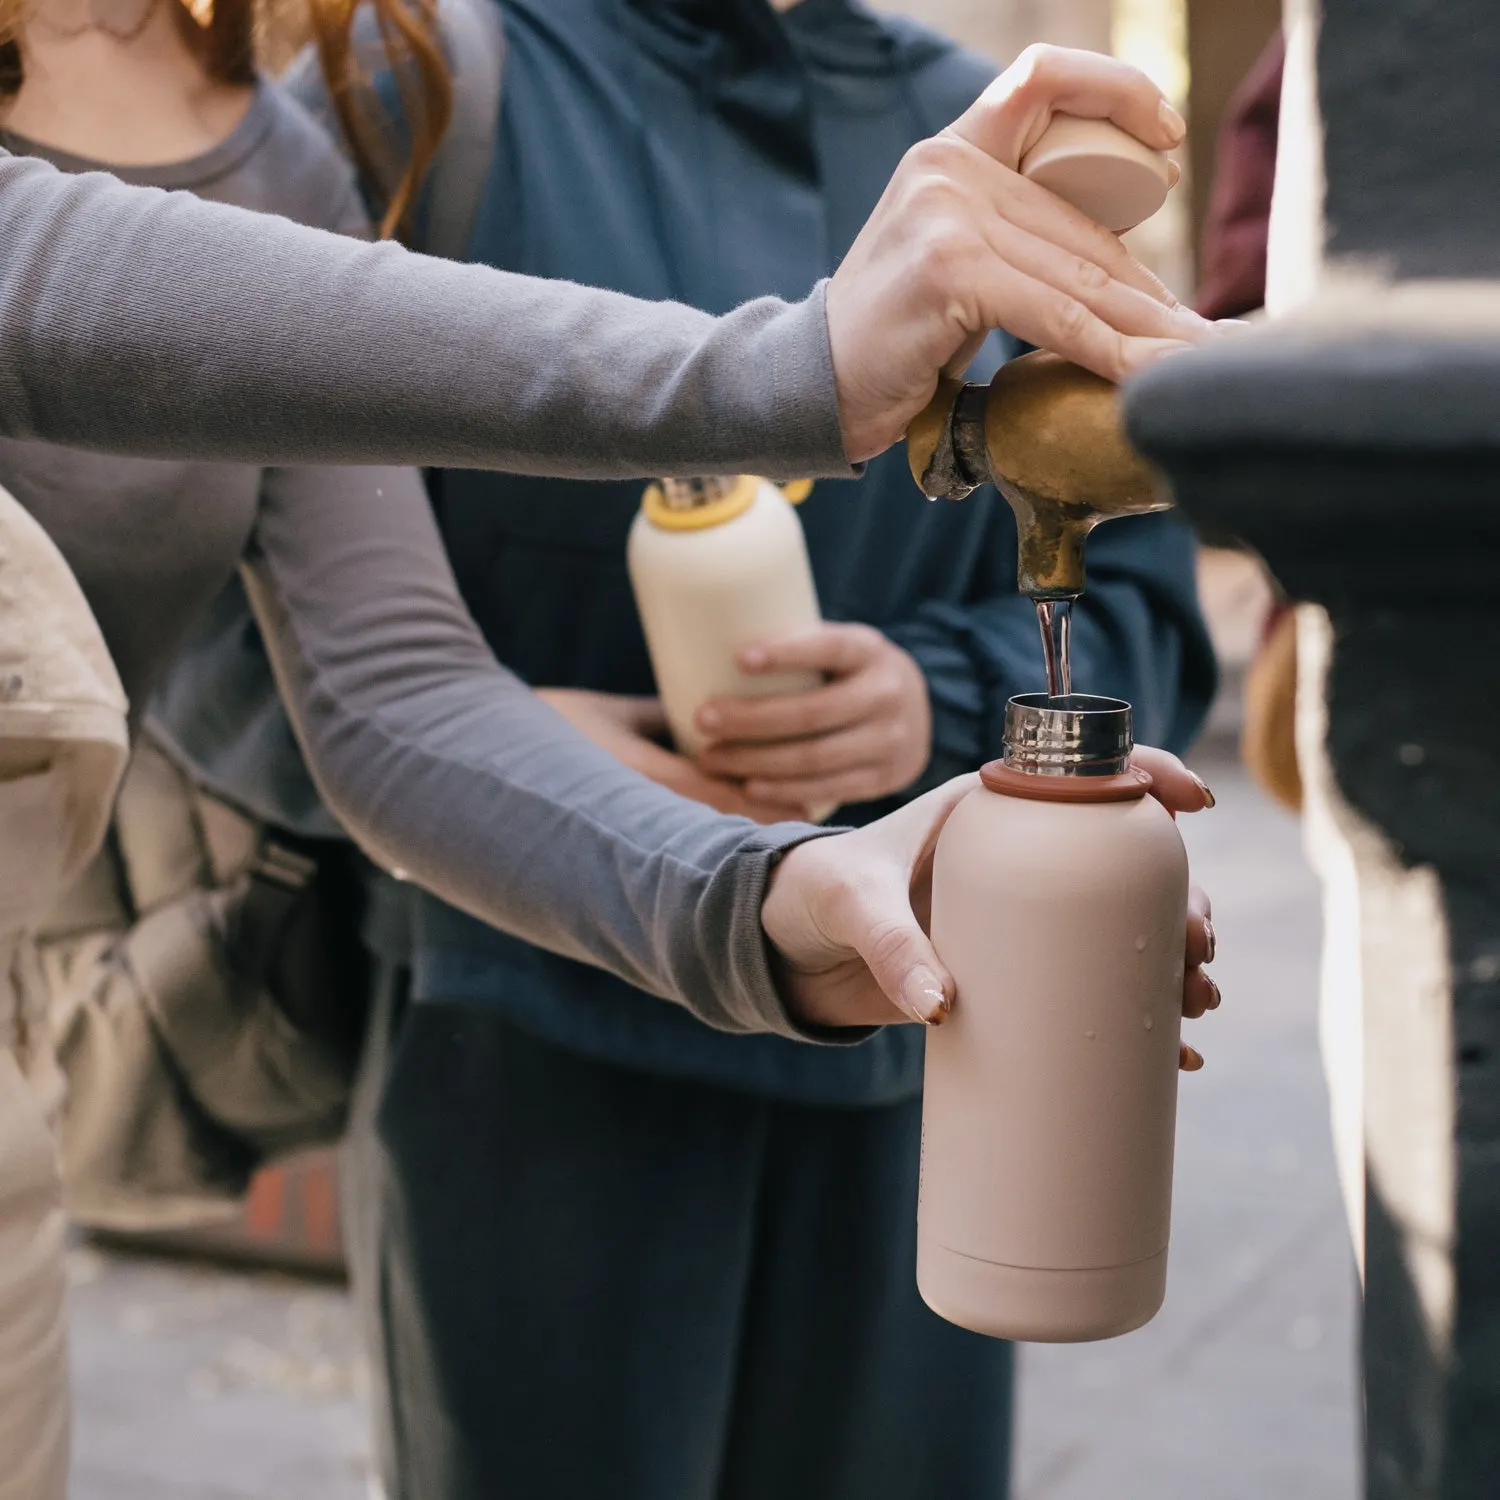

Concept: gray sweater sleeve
[[241, 461, 851, 1040], [0, 151, 851, 481]]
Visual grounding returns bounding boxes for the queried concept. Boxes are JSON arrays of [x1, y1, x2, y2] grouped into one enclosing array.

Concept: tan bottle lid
[[1019, 116, 1172, 232]]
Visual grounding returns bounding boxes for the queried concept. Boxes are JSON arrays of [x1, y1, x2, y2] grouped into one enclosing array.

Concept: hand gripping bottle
[[628, 475, 832, 819], [918, 694, 1190, 1341]]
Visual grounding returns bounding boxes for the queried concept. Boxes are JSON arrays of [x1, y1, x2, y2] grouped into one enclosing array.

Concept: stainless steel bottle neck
[[1001, 694, 1133, 777], [658, 476, 738, 512]]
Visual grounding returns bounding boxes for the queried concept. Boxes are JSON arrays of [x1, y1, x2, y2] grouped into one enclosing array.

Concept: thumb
[[879, 771, 982, 869], [842, 773, 980, 1024], [942, 330, 990, 381], [1131, 744, 1215, 816], [620, 695, 670, 739], [854, 897, 955, 1026]]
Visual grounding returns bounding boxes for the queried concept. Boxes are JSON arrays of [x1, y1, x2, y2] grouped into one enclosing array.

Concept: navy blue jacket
[[402, 0, 1214, 1104], [158, 0, 1215, 1106]]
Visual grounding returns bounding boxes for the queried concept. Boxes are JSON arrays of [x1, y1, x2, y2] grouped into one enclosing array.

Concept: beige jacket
[[0, 480, 127, 1500]]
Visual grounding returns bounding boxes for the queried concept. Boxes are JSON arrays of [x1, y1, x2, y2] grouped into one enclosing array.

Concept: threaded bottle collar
[[658, 476, 741, 511], [1002, 693, 1133, 777]]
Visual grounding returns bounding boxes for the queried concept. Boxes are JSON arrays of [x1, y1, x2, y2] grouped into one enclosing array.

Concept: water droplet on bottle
[[1084, 1029, 1097, 1041], [1134, 934, 1149, 952], [1142, 1014, 1155, 1031]]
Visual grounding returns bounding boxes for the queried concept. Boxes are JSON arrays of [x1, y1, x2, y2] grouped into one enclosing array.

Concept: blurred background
[[67, 2, 1357, 1497]]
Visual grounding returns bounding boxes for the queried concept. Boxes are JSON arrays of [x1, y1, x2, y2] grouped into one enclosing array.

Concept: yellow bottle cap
[[640, 477, 813, 530]]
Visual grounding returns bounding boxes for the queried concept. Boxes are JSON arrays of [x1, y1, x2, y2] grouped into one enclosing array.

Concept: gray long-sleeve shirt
[[0, 140, 847, 477], [0, 90, 860, 1042]]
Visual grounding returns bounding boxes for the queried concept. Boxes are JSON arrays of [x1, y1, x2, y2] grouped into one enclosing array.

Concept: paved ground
[[68, 1247, 368, 1500], [1013, 736, 1361, 1500], [68, 738, 1359, 1500]]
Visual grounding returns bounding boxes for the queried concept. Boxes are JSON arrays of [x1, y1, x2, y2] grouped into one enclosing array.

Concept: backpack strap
[[282, 0, 505, 260], [421, 0, 506, 259]]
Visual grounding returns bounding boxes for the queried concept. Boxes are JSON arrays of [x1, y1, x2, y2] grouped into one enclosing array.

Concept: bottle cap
[[642, 475, 759, 531], [657, 476, 743, 512], [1002, 693, 1133, 777], [641, 476, 812, 532], [1019, 116, 1172, 232]]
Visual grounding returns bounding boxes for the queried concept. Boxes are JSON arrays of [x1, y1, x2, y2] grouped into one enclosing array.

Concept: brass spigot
[[907, 352, 1169, 600]]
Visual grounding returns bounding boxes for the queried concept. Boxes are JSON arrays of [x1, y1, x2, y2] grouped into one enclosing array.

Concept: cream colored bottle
[[918, 695, 1190, 1342], [628, 476, 829, 806]]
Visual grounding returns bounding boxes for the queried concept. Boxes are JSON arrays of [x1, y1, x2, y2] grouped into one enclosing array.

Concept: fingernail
[[1180, 1044, 1205, 1071], [1206, 975, 1221, 1011], [1187, 770, 1216, 808], [696, 706, 721, 733], [900, 966, 950, 1026], [1202, 917, 1216, 964], [739, 646, 768, 671], [1158, 99, 1186, 141]]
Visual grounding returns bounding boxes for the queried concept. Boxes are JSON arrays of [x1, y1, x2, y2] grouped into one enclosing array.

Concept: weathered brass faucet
[[905, 114, 1175, 605], [906, 352, 1170, 600]]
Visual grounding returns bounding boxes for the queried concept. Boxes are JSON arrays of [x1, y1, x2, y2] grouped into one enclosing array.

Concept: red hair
[[306, 0, 452, 241]]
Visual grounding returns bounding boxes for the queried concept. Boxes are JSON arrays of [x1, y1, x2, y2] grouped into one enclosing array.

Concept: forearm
[[242, 463, 838, 1038], [0, 152, 850, 481]]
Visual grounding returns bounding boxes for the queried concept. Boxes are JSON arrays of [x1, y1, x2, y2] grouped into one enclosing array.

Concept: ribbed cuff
[[752, 281, 864, 483], [717, 822, 881, 1046]]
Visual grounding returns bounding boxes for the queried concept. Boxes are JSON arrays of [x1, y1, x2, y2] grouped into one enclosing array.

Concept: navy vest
[[152, 0, 1213, 1105], [411, 0, 1028, 1104]]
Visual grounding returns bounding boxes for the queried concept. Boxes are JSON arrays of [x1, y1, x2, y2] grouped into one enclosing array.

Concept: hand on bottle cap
[[825, 44, 1213, 463]]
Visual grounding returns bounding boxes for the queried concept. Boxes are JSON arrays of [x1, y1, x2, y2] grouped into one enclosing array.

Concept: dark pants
[[345, 982, 1014, 1500]]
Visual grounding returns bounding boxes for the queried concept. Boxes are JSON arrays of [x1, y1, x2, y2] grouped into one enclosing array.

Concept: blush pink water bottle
[[918, 694, 1190, 1341]]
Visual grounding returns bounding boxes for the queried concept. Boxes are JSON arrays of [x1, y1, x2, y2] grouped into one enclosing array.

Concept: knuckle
[[802, 740, 834, 775], [1102, 328, 1131, 381], [1071, 256, 1110, 296], [864, 914, 916, 974], [787, 703, 819, 738], [899, 139, 941, 179], [1049, 295, 1092, 346], [895, 161, 950, 218], [900, 177, 948, 225], [903, 134, 965, 180], [820, 865, 870, 930], [1012, 42, 1057, 83], [913, 226, 974, 294]]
